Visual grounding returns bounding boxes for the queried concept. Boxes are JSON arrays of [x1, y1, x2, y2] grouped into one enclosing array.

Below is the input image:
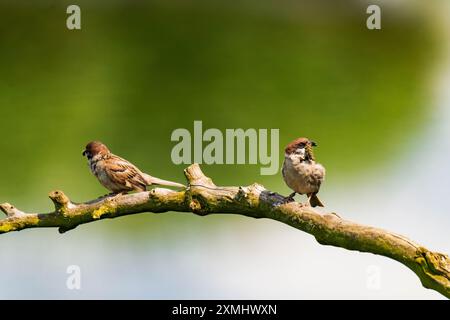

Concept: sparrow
[[282, 137, 325, 207], [82, 141, 184, 194]]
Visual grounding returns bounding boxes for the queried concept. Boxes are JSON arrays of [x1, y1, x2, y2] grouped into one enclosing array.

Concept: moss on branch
[[0, 164, 448, 298]]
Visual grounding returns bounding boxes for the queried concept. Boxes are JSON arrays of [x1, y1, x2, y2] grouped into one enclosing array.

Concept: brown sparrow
[[82, 141, 184, 194], [282, 137, 325, 207]]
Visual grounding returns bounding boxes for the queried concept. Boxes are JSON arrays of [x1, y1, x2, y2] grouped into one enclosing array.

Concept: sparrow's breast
[[89, 158, 123, 192], [88, 158, 98, 176], [282, 155, 325, 194]]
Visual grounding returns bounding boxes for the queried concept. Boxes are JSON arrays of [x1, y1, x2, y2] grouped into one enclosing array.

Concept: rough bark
[[0, 164, 448, 298]]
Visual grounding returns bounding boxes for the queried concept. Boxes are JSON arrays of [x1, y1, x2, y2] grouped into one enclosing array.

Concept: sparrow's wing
[[107, 155, 185, 189], [105, 155, 148, 189]]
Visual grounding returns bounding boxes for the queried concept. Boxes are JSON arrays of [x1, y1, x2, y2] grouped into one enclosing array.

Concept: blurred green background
[[0, 0, 448, 299]]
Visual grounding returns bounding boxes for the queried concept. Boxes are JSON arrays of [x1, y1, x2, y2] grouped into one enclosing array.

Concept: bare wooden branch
[[0, 164, 448, 298]]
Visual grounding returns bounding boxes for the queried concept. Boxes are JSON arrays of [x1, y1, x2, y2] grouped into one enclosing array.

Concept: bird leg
[[306, 193, 313, 207], [284, 192, 297, 203], [103, 191, 127, 199], [113, 191, 128, 196]]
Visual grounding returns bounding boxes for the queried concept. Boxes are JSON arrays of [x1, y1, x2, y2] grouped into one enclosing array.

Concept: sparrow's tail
[[309, 193, 324, 207], [142, 173, 185, 188]]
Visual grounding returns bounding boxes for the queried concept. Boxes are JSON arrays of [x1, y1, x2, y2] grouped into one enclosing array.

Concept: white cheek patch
[[285, 148, 306, 162], [295, 148, 306, 158]]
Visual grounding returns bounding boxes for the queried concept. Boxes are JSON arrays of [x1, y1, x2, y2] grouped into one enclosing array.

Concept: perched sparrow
[[82, 141, 184, 194], [282, 137, 325, 207]]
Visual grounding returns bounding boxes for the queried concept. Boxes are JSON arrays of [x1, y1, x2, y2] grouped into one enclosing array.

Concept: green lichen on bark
[[0, 163, 448, 298]]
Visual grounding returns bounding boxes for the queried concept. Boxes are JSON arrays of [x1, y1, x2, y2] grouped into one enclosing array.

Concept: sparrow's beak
[[82, 150, 87, 156], [311, 141, 317, 147]]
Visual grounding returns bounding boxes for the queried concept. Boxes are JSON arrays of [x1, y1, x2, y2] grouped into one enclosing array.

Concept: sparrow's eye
[[298, 143, 305, 148]]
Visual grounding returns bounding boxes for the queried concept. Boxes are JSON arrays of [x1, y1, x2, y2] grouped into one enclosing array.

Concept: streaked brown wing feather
[[105, 155, 147, 190]]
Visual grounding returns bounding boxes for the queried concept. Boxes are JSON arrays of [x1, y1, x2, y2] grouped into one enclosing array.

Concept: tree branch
[[0, 164, 448, 298]]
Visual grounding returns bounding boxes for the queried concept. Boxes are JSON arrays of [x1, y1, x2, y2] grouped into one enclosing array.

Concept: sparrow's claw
[[283, 192, 297, 204], [330, 212, 341, 218], [100, 192, 127, 200], [111, 192, 127, 197]]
